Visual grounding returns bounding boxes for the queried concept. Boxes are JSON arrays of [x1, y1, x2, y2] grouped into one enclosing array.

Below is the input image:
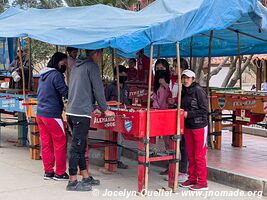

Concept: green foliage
[[24, 39, 57, 68], [0, 0, 9, 12], [38, 0, 63, 8], [11, 0, 63, 8], [64, 0, 136, 9], [3, 0, 137, 77]]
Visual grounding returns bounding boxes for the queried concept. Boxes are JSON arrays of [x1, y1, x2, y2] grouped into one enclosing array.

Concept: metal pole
[[113, 49, 120, 103], [264, 60, 267, 83], [112, 48, 115, 79], [157, 44, 160, 59], [18, 39, 30, 151], [18, 39, 26, 103], [206, 31, 213, 93], [207, 31, 214, 149], [144, 44, 153, 191], [228, 28, 267, 43], [237, 32, 242, 89], [173, 41, 182, 192], [256, 60, 262, 91], [190, 36, 193, 69], [28, 38, 32, 91], [101, 50, 104, 79], [56, 45, 58, 52]]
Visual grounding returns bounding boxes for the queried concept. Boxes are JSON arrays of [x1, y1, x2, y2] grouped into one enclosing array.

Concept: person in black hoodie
[[37, 52, 69, 181], [179, 69, 209, 191]]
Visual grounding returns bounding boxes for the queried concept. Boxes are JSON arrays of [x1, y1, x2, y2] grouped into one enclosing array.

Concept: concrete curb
[[207, 167, 267, 196], [224, 126, 267, 138], [242, 126, 267, 138]]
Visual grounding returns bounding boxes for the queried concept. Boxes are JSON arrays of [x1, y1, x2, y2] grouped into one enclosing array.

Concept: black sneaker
[[82, 176, 100, 186], [118, 161, 128, 169], [53, 172, 69, 181], [66, 180, 92, 191], [44, 172, 54, 180], [159, 168, 168, 175]]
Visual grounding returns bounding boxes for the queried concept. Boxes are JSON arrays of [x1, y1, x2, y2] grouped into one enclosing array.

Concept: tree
[[24, 39, 59, 72], [64, 0, 137, 9], [226, 55, 253, 87], [11, 0, 63, 8], [6, 0, 64, 72], [221, 57, 238, 87], [198, 57, 230, 87], [191, 55, 254, 88]]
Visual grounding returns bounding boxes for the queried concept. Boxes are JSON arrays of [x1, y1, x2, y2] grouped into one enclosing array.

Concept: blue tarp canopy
[[0, 0, 266, 57]]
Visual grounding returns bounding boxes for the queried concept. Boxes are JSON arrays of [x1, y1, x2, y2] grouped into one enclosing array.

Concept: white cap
[[182, 69, 196, 78]]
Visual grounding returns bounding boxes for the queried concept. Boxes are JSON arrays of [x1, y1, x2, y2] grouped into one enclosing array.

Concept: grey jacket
[[66, 56, 107, 117]]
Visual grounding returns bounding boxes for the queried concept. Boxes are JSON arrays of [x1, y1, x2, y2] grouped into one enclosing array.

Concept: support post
[[237, 32, 242, 89], [113, 49, 120, 103], [214, 110, 222, 150], [18, 39, 26, 102], [143, 44, 154, 192], [28, 38, 32, 91], [168, 42, 182, 192], [206, 31, 214, 149], [101, 50, 104, 79], [18, 112, 27, 146], [232, 111, 243, 147], [189, 36, 193, 69], [104, 130, 118, 172], [29, 117, 40, 160], [157, 45, 160, 59], [256, 60, 263, 91], [264, 60, 267, 83]]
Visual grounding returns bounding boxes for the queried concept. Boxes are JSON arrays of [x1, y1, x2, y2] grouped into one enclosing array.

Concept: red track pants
[[37, 116, 67, 175], [184, 126, 208, 186]]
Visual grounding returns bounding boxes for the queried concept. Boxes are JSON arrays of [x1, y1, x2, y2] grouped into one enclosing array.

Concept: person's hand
[[168, 98, 175, 105], [159, 78, 167, 87], [63, 99, 68, 111], [104, 110, 115, 117], [184, 111, 188, 118], [151, 92, 154, 100], [93, 109, 102, 116]]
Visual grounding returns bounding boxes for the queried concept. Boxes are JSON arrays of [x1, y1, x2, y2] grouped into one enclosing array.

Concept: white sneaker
[[163, 173, 188, 182], [178, 173, 188, 182]]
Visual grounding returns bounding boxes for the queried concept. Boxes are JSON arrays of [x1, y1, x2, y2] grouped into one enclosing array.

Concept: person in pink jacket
[[152, 59, 171, 109], [152, 59, 172, 175]]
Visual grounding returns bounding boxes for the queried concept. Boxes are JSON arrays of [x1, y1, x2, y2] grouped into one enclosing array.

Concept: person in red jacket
[[179, 69, 209, 191], [127, 58, 138, 81]]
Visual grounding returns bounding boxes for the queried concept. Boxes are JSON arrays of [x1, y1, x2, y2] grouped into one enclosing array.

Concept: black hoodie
[[181, 82, 208, 129]]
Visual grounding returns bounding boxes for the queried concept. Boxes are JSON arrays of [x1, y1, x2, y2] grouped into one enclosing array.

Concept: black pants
[[67, 115, 90, 176], [179, 135, 188, 173]]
